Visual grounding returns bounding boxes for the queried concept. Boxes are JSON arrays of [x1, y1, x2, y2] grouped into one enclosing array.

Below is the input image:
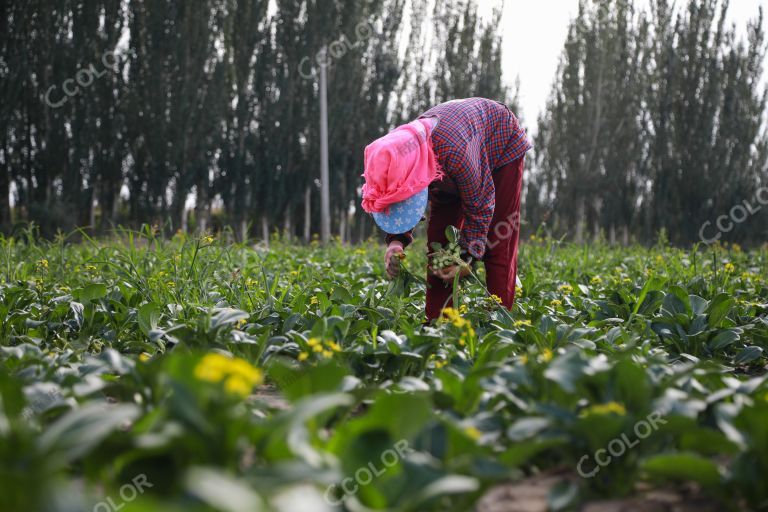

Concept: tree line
[[0, 0, 511, 241], [1, 0, 766, 245], [529, 0, 768, 245]]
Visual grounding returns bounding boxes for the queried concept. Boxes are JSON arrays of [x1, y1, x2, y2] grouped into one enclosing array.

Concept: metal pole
[[319, 46, 331, 244]]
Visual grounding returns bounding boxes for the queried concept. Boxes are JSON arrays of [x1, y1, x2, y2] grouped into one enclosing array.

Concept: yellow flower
[[539, 348, 553, 363], [490, 294, 503, 305], [236, 318, 247, 328], [298, 352, 309, 362], [313, 344, 323, 353], [550, 299, 562, 307], [724, 263, 735, 274], [202, 235, 215, 244], [459, 304, 468, 314], [326, 341, 342, 353], [166, 281, 176, 288], [322, 350, 333, 359], [139, 352, 151, 362], [84, 265, 97, 271], [513, 319, 532, 328], [434, 359, 447, 369], [590, 276, 602, 285], [441, 307, 467, 328], [558, 284, 573, 294], [194, 353, 230, 383], [310, 296, 319, 305], [515, 286, 523, 296], [581, 401, 627, 417], [37, 259, 49, 271], [464, 426, 482, 441], [193, 353, 263, 398], [290, 270, 299, 277], [307, 337, 321, 347], [224, 376, 252, 397]]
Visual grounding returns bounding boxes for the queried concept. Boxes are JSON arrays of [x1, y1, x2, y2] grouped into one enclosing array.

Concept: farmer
[[361, 97, 532, 321]]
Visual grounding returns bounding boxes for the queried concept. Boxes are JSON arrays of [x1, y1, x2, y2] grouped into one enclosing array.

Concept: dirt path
[[476, 472, 719, 512]]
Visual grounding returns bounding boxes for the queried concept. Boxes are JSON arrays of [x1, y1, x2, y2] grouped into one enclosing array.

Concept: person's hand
[[385, 241, 405, 280], [432, 263, 471, 283]]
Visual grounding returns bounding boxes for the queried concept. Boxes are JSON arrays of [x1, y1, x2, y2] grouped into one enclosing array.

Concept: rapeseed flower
[[194, 353, 263, 398], [580, 401, 627, 417]]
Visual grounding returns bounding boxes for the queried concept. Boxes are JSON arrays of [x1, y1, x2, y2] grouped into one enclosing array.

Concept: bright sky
[[495, 0, 767, 126]]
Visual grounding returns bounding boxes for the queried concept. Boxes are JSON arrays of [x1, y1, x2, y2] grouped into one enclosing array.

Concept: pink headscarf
[[361, 119, 441, 213]]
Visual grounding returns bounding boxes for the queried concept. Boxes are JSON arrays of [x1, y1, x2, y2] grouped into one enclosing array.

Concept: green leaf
[[734, 346, 763, 365], [445, 225, 458, 244], [38, 403, 141, 463], [642, 453, 722, 487], [210, 308, 249, 331], [632, 276, 665, 316], [185, 468, 266, 512], [138, 303, 161, 337], [79, 283, 107, 303], [707, 294, 734, 328], [507, 417, 551, 441], [709, 329, 740, 351]]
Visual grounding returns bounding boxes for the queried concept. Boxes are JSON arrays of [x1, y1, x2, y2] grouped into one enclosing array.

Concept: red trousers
[[426, 157, 524, 321]]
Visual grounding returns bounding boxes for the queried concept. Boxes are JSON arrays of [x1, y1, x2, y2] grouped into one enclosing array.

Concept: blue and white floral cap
[[371, 187, 428, 234]]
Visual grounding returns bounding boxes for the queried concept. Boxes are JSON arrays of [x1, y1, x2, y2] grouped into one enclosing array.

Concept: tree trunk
[[261, 214, 269, 248], [339, 208, 346, 244], [0, 149, 10, 229], [357, 213, 367, 243], [239, 219, 248, 242], [303, 186, 311, 243], [283, 206, 292, 242], [574, 198, 586, 243]]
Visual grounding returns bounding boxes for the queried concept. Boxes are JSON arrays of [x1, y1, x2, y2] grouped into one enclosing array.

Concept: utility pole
[[319, 46, 331, 244]]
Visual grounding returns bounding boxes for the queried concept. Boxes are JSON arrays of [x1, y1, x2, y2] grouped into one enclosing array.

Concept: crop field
[[1, 229, 768, 512]]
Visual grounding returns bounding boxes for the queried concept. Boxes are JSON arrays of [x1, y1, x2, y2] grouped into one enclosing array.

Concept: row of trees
[[0, 0, 512, 240], [528, 0, 768, 245], [2, 0, 766, 244]]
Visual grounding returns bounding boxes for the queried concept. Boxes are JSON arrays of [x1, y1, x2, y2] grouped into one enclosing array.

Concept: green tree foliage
[[531, 0, 768, 245], [1, 0, 509, 241]]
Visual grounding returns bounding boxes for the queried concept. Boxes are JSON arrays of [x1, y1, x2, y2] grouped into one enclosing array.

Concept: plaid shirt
[[386, 98, 532, 259]]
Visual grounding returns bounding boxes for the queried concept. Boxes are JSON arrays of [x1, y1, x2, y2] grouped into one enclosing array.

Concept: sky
[[491, 0, 767, 126]]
